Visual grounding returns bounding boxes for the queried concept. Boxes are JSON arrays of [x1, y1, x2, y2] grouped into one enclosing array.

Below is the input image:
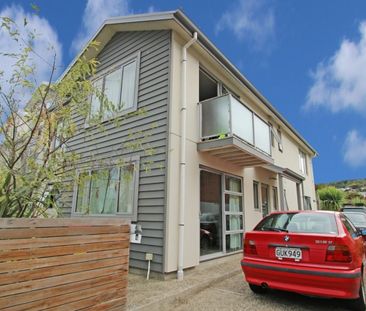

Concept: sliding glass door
[[200, 170, 223, 256], [200, 169, 244, 258]]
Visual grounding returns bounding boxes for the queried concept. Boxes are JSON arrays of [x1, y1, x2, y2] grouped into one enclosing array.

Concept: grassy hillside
[[317, 178, 366, 207], [317, 178, 366, 191]]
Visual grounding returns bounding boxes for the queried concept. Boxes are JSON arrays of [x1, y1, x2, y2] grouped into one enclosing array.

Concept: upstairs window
[[299, 150, 307, 175], [277, 129, 283, 152], [88, 54, 140, 123]]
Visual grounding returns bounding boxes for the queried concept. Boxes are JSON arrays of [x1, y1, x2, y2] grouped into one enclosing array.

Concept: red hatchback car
[[241, 211, 366, 311]]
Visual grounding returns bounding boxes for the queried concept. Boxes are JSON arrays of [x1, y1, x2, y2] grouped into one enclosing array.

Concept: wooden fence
[[0, 218, 130, 310]]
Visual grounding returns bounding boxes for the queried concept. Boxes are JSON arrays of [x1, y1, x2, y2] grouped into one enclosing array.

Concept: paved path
[[173, 274, 351, 311]]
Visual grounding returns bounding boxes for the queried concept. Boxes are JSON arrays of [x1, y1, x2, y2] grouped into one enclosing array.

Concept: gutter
[[177, 31, 198, 281]]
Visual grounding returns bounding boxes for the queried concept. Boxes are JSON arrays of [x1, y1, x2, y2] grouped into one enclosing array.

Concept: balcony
[[198, 94, 274, 167]]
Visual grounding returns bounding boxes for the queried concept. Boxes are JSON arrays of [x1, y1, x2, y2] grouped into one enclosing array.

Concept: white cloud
[[71, 0, 131, 55], [216, 0, 275, 50], [0, 5, 62, 100], [306, 21, 366, 113], [343, 130, 366, 167]]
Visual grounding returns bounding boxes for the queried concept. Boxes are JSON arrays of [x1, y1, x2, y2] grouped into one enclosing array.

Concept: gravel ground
[[173, 274, 351, 311]]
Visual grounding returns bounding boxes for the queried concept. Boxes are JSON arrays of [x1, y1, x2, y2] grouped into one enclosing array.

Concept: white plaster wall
[[165, 30, 317, 273]]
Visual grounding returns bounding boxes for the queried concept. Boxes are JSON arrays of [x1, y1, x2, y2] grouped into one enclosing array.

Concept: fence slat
[[0, 232, 128, 250], [0, 240, 129, 262], [0, 248, 128, 273], [0, 218, 130, 228], [0, 225, 129, 240]]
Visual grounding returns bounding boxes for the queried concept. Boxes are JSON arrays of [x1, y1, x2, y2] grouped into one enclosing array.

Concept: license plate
[[275, 247, 302, 260]]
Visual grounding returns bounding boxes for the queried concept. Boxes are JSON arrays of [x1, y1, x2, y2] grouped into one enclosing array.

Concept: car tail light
[[326, 245, 352, 263], [244, 239, 257, 256]]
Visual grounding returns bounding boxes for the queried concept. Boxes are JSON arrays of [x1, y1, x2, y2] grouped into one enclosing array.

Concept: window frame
[[277, 129, 283, 152], [86, 52, 141, 126], [253, 181, 260, 210], [304, 196, 312, 210], [272, 186, 278, 211], [71, 156, 140, 221], [299, 149, 308, 175]]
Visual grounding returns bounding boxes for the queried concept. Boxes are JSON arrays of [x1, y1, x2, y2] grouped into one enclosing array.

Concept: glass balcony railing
[[199, 94, 271, 156]]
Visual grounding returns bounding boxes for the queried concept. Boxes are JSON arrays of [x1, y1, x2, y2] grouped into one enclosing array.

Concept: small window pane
[[225, 194, 242, 212], [225, 176, 241, 192], [103, 168, 119, 214], [277, 130, 283, 152], [104, 68, 122, 118], [89, 168, 118, 214], [90, 79, 103, 119], [119, 165, 135, 214], [304, 196, 311, 210], [120, 60, 137, 110], [76, 172, 90, 213], [253, 182, 259, 210], [299, 150, 307, 175], [226, 233, 243, 252], [272, 187, 278, 210], [226, 215, 243, 231]]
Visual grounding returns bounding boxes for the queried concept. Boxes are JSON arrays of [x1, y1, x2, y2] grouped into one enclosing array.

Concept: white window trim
[[71, 155, 140, 221], [253, 181, 260, 210], [299, 150, 307, 175], [85, 51, 141, 127]]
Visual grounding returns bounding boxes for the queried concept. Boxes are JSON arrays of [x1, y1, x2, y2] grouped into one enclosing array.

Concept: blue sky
[[1, 0, 366, 183]]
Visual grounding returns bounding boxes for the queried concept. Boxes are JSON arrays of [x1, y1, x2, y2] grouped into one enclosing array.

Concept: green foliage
[[0, 13, 156, 218], [0, 15, 100, 217], [317, 187, 344, 211], [318, 178, 366, 190], [351, 197, 366, 207]]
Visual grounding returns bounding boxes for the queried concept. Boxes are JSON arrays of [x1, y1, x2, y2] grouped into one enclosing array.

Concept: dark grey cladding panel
[[61, 30, 171, 273]]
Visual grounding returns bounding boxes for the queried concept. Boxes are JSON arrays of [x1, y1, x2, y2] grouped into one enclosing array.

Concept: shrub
[[317, 187, 344, 211]]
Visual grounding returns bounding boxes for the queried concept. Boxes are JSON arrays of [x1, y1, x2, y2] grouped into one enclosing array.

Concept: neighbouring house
[[58, 10, 317, 278]]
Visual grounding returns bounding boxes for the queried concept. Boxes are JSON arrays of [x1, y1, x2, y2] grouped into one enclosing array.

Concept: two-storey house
[[59, 10, 317, 279]]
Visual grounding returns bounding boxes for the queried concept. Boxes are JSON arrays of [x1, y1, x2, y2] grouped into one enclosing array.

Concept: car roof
[[269, 210, 339, 215]]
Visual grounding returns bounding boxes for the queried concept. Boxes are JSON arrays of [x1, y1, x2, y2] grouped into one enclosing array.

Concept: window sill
[[84, 105, 138, 130], [71, 212, 137, 222]]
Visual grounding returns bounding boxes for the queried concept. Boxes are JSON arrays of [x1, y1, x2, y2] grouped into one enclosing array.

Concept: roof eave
[[57, 9, 317, 156]]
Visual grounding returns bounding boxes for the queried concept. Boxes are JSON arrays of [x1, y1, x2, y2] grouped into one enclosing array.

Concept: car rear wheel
[[249, 283, 267, 294], [351, 276, 366, 311]]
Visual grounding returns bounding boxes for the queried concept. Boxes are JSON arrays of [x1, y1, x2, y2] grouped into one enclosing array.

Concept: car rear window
[[255, 213, 338, 235], [343, 213, 366, 227]]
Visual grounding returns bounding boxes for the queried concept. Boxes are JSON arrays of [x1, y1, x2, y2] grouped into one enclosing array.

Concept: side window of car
[[255, 215, 275, 230], [341, 216, 357, 239]]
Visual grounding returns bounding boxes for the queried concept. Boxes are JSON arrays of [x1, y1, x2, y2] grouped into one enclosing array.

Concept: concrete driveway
[[174, 273, 351, 311]]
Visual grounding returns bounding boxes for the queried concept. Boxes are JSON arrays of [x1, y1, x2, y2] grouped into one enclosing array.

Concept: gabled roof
[[59, 10, 317, 156]]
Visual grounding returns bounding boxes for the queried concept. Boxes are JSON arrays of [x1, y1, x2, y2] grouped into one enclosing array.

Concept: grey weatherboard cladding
[[62, 30, 171, 273]]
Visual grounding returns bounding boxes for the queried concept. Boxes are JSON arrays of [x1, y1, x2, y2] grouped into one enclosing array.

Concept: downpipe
[[177, 31, 198, 281]]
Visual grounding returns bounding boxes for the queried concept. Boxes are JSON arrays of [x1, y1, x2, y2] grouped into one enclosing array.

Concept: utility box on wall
[[130, 224, 142, 244]]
